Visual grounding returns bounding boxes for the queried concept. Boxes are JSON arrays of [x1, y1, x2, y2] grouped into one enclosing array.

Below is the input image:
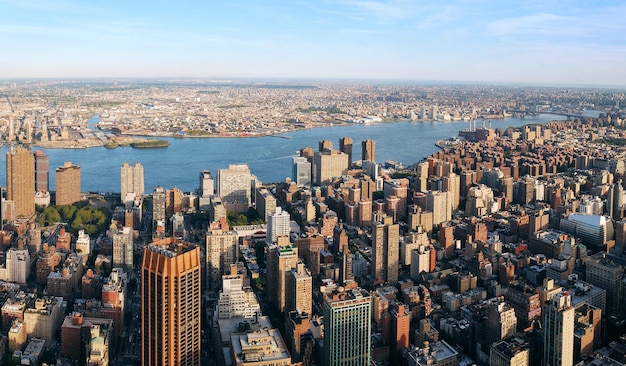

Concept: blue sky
[[1, 0, 625, 86]]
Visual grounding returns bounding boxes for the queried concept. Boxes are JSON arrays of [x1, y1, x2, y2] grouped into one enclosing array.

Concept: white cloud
[[488, 13, 586, 37]]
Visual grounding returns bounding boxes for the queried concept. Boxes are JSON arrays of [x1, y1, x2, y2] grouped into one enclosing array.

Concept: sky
[[1, 0, 626, 86]]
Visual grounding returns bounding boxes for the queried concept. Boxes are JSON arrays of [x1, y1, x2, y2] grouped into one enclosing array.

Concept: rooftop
[[146, 237, 198, 257]]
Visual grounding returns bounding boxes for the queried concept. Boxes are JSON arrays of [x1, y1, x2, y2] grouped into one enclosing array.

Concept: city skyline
[[1, 1, 626, 86]]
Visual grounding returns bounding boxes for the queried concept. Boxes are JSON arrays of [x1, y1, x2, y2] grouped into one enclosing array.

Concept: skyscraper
[[34, 150, 49, 192], [120, 162, 144, 203], [585, 252, 623, 313], [292, 156, 311, 187], [361, 139, 376, 162], [319, 139, 333, 151], [55, 161, 81, 206], [371, 215, 399, 283], [285, 262, 312, 318], [266, 207, 291, 244], [607, 180, 624, 221], [266, 240, 299, 313], [142, 238, 201, 366], [112, 227, 133, 272], [217, 164, 253, 212], [198, 170, 214, 197], [6, 146, 35, 218], [543, 291, 574, 366], [255, 187, 277, 222], [152, 186, 166, 233], [312, 149, 349, 186], [339, 137, 353, 164], [426, 190, 452, 226], [198, 170, 213, 210], [205, 228, 238, 291], [323, 287, 371, 365]]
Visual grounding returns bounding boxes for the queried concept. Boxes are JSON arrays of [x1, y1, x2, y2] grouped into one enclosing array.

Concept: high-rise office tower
[[165, 187, 182, 216], [255, 187, 277, 222], [198, 170, 214, 211], [543, 291, 574, 366], [383, 178, 409, 221], [312, 149, 349, 186], [152, 186, 166, 231], [120, 162, 144, 203], [198, 170, 214, 197], [339, 137, 353, 164], [586, 252, 623, 313], [292, 156, 311, 187], [323, 287, 371, 365], [266, 207, 291, 244], [6, 146, 35, 218], [389, 301, 410, 362], [607, 180, 624, 221], [442, 172, 461, 211], [362, 139, 376, 162], [426, 190, 451, 226], [34, 150, 49, 192], [340, 249, 353, 283], [285, 262, 312, 318], [319, 140, 333, 152], [300, 147, 314, 162], [217, 164, 253, 212], [112, 227, 133, 272], [371, 215, 399, 283], [266, 240, 298, 313], [55, 162, 81, 206], [142, 238, 201, 366], [294, 233, 324, 277], [414, 161, 429, 192], [205, 228, 238, 291]]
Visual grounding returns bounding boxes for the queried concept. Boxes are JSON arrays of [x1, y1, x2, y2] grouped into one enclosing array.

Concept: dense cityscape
[[0, 80, 612, 149], [0, 80, 625, 366]]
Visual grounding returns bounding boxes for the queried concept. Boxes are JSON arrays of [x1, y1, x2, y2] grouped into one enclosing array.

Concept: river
[[0, 114, 572, 192]]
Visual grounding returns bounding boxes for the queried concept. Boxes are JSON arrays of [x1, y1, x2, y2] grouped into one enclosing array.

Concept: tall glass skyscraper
[[323, 287, 371, 365]]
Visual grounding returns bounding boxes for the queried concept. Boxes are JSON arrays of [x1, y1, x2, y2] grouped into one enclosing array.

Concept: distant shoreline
[[16, 115, 539, 150]]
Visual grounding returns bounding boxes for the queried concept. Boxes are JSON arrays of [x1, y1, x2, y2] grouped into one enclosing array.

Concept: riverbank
[[0, 115, 566, 192], [33, 136, 167, 149]]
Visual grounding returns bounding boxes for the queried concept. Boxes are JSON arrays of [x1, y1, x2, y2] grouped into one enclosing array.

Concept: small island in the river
[[130, 139, 170, 148]]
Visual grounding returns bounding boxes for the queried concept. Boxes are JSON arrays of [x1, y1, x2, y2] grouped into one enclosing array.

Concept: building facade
[[323, 287, 372, 366], [55, 161, 81, 205], [205, 229, 238, 291], [120, 162, 144, 203], [141, 238, 201, 366], [543, 292, 575, 366], [6, 146, 35, 218], [217, 164, 253, 212], [362, 139, 376, 162], [266, 207, 290, 244], [112, 226, 133, 272], [34, 150, 49, 192], [371, 215, 399, 283]]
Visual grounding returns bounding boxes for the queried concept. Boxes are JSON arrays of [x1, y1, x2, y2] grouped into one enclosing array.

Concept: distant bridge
[[508, 110, 587, 119]]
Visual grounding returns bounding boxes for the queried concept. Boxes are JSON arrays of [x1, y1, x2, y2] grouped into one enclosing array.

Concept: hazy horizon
[[2, 1, 626, 87]]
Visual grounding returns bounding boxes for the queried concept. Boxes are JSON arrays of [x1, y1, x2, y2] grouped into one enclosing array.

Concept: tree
[[58, 205, 78, 221], [40, 206, 61, 226], [227, 212, 248, 227]]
